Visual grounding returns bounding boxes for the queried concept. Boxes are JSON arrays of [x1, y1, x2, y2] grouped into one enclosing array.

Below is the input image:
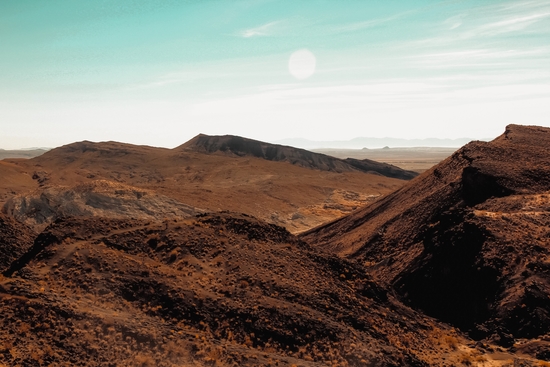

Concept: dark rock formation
[[303, 125, 550, 348], [179, 134, 418, 179]]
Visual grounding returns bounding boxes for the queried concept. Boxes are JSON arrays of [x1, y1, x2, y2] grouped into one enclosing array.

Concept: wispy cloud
[[400, 0, 550, 52], [333, 11, 413, 33], [469, 12, 550, 37], [409, 47, 550, 70], [126, 70, 234, 91], [443, 14, 465, 30], [239, 21, 281, 38]]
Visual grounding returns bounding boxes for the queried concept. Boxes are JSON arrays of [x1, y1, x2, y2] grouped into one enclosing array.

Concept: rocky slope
[[0, 213, 34, 273], [3, 180, 201, 232], [302, 125, 550, 354], [179, 134, 418, 180], [1, 213, 526, 366], [1, 138, 407, 233]]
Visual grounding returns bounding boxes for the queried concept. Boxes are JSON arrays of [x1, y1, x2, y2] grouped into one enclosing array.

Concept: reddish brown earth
[[182, 134, 418, 180], [0, 136, 413, 233], [1, 127, 549, 366], [3, 180, 201, 232], [0, 213, 34, 273], [0, 214, 526, 366], [303, 125, 550, 359]]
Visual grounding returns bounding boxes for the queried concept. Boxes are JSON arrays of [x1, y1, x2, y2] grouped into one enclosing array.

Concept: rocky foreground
[[0, 213, 498, 367]]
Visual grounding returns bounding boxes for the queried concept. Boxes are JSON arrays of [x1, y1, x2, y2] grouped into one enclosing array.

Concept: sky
[[1, 0, 550, 149]]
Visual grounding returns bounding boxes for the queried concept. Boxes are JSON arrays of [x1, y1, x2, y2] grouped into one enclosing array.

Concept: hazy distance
[[1, 0, 549, 149]]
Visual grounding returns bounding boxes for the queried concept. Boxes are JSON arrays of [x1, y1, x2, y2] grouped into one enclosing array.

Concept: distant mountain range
[[273, 137, 484, 149], [1, 137, 484, 155]]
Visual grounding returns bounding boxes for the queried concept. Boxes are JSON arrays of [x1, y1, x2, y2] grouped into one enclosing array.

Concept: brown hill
[[302, 125, 550, 350], [179, 134, 418, 180], [3, 180, 201, 232], [0, 213, 524, 366], [1, 138, 407, 233]]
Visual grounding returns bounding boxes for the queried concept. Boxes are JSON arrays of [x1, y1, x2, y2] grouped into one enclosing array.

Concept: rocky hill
[[302, 125, 550, 353], [179, 134, 418, 180], [2, 126, 549, 365], [1, 138, 408, 233], [0, 213, 524, 366]]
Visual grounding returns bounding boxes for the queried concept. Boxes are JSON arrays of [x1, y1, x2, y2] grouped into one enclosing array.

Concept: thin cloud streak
[[471, 12, 550, 37], [191, 76, 550, 116], [239, 21, 281, 38], [409, 47, 550, 70], [403, 0, 550, 50], [332, 11, 414, 33]]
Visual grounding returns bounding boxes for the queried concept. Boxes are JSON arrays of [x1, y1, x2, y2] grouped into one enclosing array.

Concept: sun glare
[[288, 49, 316, 80]]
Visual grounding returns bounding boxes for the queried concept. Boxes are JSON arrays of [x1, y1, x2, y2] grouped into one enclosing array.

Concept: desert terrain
[[313, 147, 459, 173], [0, 135, 417, 234], [0, 149, 48, 161], [0, 125, 549, 366]]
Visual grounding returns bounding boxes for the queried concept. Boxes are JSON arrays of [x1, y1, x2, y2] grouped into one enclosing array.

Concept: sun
[[288, 49, 316, 80]]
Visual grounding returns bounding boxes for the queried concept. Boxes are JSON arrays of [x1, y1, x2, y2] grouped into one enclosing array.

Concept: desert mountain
[[0, 213, 524, 366], [1, 138, 410, 233], [3, 180, 201, 232], [302, 125, 550, 352], [2, 127, 549, 365], [179, 134, 418, 180]]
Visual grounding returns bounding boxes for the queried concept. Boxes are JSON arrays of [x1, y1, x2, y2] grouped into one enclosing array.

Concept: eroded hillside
[[0, 137, 412, 233], [0, 214, 514, 366], [302, 125, 550, 357]]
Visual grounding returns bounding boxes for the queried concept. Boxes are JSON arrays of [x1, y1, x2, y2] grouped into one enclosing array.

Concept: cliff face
[[302, 124, 550, 343]]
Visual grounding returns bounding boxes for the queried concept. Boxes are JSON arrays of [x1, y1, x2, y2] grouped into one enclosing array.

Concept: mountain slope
[[0, 213, 34, 273], [0, 213, 523, 366], [302, 124, 550, 348], [3, 180, 201, 232], [2, 138, 408, 233], [179, 134, 418, 180]]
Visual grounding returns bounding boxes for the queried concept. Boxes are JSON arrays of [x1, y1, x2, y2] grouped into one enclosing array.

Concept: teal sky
[[1, 0, 550, 149]]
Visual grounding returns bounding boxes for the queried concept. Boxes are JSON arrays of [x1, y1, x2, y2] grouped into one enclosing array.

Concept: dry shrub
[[442, 335, 458, 350], [459, 352, 473, 366], [134, 353, 156, 367]]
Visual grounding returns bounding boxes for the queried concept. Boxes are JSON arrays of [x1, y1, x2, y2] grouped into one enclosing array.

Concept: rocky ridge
[[0, 213, 514, 366], [302, 125, 550, 353], [3, 180, 201, 232], [179, 134, 418, 180]]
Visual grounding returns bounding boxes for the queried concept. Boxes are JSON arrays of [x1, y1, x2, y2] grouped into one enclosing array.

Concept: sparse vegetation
[[2, 125, 550, 365]]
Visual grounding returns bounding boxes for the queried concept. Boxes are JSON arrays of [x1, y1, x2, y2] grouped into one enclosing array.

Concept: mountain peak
[[302, 124, 550, 342], [177, 134, 418, 179]]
